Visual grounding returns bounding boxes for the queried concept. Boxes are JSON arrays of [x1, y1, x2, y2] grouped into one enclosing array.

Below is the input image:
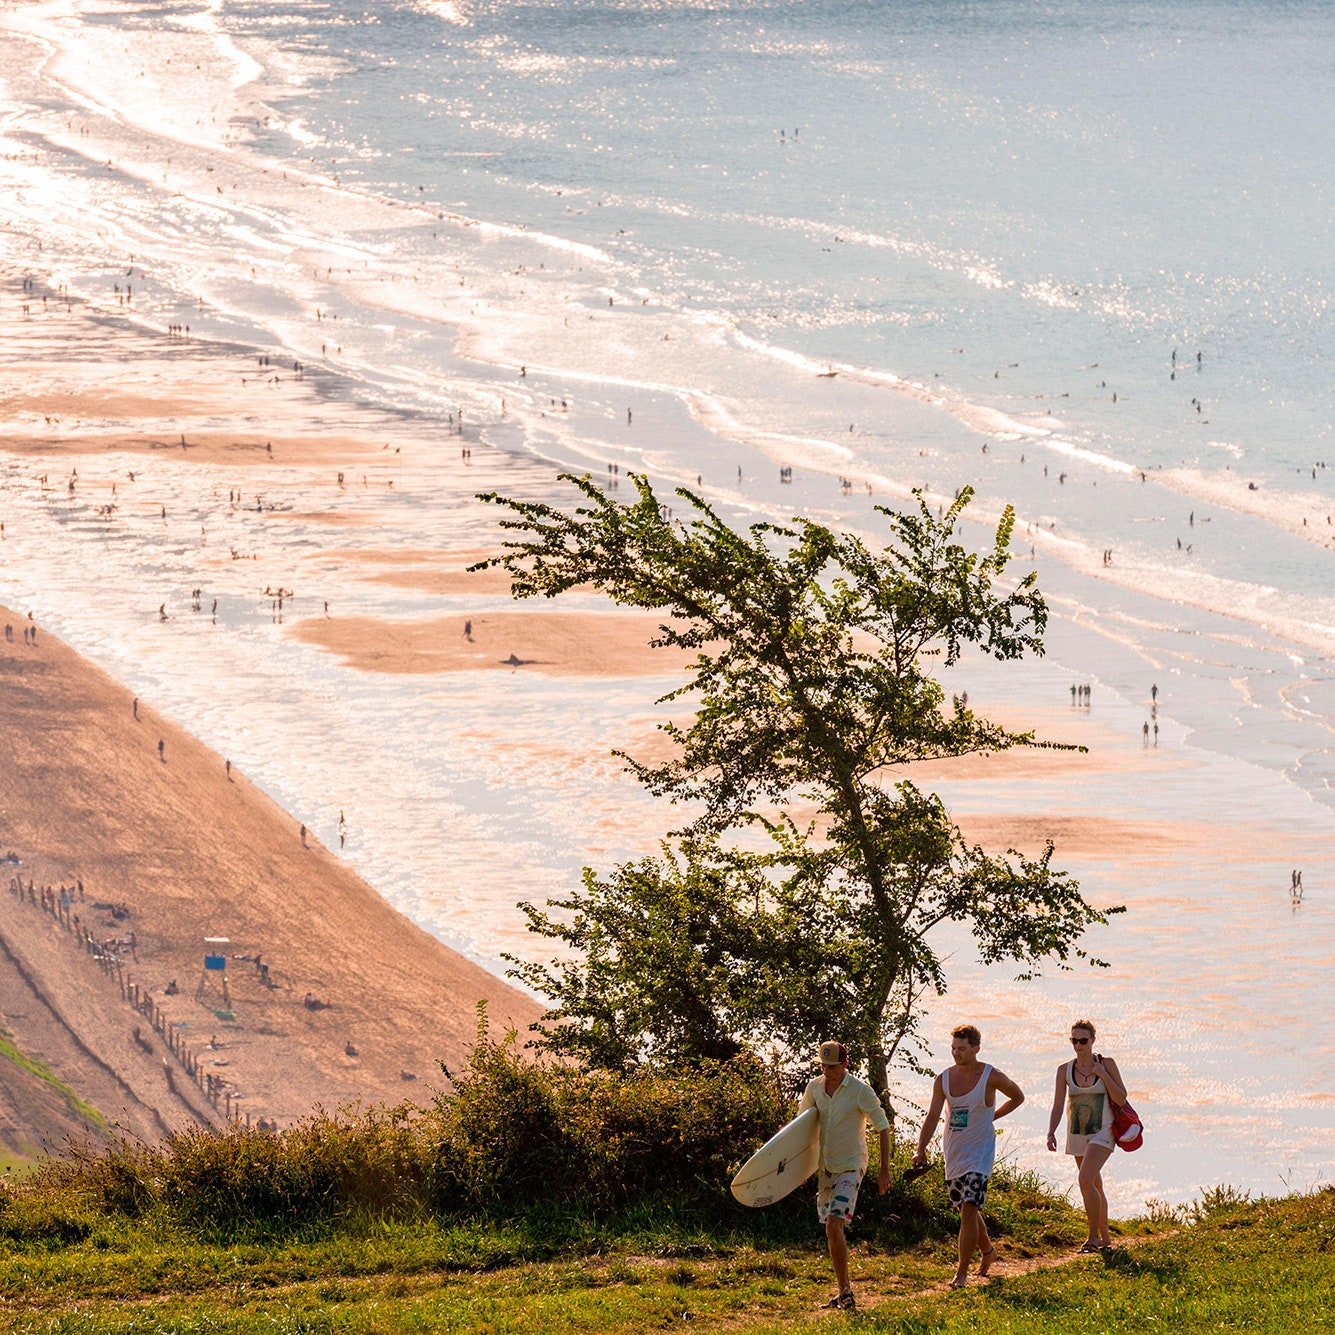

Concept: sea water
[[1, 0, 1333, 1205]]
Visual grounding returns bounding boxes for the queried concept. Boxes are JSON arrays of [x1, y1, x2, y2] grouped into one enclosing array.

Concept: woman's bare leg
[[1076, 1144, 1115, 1246]]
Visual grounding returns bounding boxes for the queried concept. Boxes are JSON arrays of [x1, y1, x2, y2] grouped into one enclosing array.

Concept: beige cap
[[819, 1041, 847, 1065]]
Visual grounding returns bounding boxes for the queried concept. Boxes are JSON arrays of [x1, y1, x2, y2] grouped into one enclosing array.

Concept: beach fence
[[7, 870, 255, 1127]]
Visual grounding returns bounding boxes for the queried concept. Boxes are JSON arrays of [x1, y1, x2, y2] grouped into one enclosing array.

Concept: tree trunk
[[868, 1044, 896, 1147]]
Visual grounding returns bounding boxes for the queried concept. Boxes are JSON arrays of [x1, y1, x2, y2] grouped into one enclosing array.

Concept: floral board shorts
[[946, 1171, 990, 1209], [816, 1170, 864, 1224]]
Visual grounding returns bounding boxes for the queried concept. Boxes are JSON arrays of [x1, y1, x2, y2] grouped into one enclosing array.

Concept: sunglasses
[[1070, 1037, 1091, 1045]]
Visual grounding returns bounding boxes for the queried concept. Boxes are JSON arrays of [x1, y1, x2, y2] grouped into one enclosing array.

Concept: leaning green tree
[[477, 475, 1119, 1120]]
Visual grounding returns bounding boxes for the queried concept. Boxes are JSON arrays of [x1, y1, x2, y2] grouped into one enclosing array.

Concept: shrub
[[425, 1034, 791, 1216], [1, 1030, 1073, 1250], [157, 1104, 427, 1228], [0, 1190, 99, 1244]]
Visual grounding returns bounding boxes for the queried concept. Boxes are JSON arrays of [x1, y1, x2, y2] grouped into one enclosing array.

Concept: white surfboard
[[730, 1107, 820, 1206]]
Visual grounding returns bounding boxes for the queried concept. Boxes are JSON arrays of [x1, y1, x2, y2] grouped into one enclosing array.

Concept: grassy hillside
[[0, 1035, 1327, 1331], [0, 1028, 105, 1131], [0, 1025, 106, 1171]]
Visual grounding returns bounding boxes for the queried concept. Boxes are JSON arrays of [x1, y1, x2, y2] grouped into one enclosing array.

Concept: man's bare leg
[[826, 1217, 852, 1297], [976, 1211, 998, 1276], [951, 1203, 981, 1287]]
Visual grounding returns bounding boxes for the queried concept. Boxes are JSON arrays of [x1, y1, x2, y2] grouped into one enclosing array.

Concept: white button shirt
[[799, 1072, 891, 1174]]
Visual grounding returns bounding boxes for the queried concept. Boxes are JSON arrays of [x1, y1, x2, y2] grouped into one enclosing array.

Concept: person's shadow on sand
[[502, 653, 545, 667]]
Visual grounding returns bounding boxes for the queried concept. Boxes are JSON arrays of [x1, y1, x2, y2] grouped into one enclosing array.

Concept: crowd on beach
[[7, 870, 138, 960], [1068, 677, 1174, 750]]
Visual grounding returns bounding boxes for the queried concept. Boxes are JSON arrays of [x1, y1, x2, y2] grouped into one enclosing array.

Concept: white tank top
[[1064, 1060, 1114, 1152], [941, 1063, 996, 1180]]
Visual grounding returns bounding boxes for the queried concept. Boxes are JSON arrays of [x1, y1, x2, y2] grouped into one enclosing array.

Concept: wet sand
[[291, 608, 697, 677]]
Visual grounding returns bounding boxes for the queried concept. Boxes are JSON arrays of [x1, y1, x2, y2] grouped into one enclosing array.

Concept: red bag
[[1093, 1053, 1143, 1152], [1110, 1099, 1143, 1152]]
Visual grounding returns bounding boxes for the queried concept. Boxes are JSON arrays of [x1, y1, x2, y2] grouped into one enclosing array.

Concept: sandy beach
[[0, 269, 1134, 1152], [290, 608, 698, 677], [0, 278, 560, 1153], [6, 0, 1335, 1220], [0, 602, 540, 1149]]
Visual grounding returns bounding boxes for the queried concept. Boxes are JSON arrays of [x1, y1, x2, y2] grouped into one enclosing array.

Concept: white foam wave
[[1043, 438, 1140, 476], [729, 329, 1053, 442], [172, 0, 265, 91]]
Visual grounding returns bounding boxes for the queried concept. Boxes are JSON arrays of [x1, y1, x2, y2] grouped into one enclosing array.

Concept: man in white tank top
[[912, 1024, 1025, 1288]]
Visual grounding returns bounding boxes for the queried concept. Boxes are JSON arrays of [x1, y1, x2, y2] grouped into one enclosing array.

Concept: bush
[[29, 1104, 427, 1234], [157, 1104, 426, 1227], [0, 1190, 99, 1244], [426, 1035, 790, 1216], [11, 1037, 794, 1238], [2, 1029, 1075, 1250]]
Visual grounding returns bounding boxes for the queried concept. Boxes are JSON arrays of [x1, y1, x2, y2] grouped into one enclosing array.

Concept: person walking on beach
[[157, 738, 165, 762], [1046, 1020, 1127, 1253], [913, 1025, 1025, 1288], [797, 1041, 891, 1312]]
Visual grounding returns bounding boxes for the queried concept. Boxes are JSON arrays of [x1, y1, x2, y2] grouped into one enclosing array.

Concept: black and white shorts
[[946, 1171, 990, 1208]]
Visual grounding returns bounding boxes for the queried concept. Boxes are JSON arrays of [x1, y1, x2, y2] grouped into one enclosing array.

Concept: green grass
[[0, 1041, 1328, 1331], [0, 1027, 106, 1131], [852, 1188, 1335, 1334], [0, 1189, 1329, 1332], [0, 1147, 39, 1175]]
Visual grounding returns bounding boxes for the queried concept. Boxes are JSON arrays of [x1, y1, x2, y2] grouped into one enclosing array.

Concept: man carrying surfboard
[[911, 1024, 1026, 1288], [797, 1040, 892, 1312]]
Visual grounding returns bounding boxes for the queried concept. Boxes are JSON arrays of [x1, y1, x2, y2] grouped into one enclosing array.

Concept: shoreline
[[2, 260, 1334, 1207]]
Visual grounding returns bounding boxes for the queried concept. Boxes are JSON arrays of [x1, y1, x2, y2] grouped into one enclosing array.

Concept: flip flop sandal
[[902, 1162, 933, 1183], [1076, 1241, 1102, 1253]]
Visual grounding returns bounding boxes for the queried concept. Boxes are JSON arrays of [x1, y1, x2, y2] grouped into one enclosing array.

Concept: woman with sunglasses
[[1046, 1019, 1126, 1252]]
